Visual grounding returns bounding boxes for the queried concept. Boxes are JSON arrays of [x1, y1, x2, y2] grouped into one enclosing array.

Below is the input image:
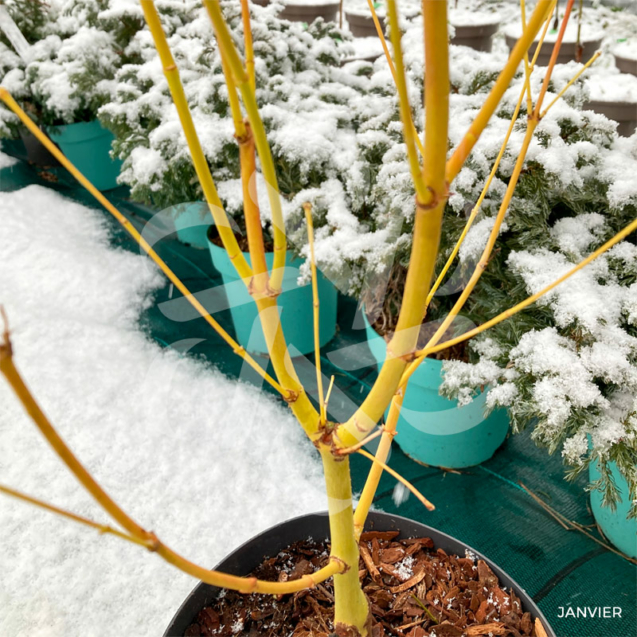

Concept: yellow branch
[[520, 0, 534, 114], [335, 0, 450, 448], [202, 0, 287, 292], [140, 0, 252, 282], [414, 213, 637, 360], [403, 0, 584, 379], [239, 0, 255, 94], [239, 123, 269, 294], [356, 447, 435, 512], [353, 391, 403, 538], [304, 202, 326, 424], [426, 4, 555, 306], [385, 0, 427, 203], [0, 89, 286, 397], [446, 0, 555, 188], [0, 483, 154, 548], [0, 330, 341, 594], [219, 45, 247, 138], [367, 0, 425, 158], [540, 50, 601, 117]]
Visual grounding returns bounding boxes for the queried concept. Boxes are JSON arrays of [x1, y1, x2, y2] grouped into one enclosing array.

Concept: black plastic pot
[[163, 511, 556, 636], [585, 100, 637, 137], [19, 128, 61, 167], [279, 1, 339, 24], [451, 21, 500, 53], [346, 11, 385, 38], [504, 34, 603, 67]]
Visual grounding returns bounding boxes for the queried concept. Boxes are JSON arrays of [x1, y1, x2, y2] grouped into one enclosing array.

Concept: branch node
[[330, 555, 349, 574], [415, 184, 449, 212], [283, 388, 300, 404]]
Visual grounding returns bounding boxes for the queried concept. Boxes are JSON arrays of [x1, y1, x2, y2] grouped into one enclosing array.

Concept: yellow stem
[[337, 0, 449, 447], [356, 448, 435, 512], [398, 0, 577, 392], [446, 0, 554, 187], [239, 0, 255, 94], [239, 123, 269, 293], [385, 0, 427, 203], [415, 214, 637, 360], [353, 391, 402, 539], [324, 374, 336, 415], [0, 334, 341, 594], [426, 62, 533, 307], [334, 426, 385, 456], [426, 2, 555, 306], [367, 0, 425, 158], [304, 202, 326, 424], [520, 0, 534, 114], [0, 483, 153, 548], [219, 45, 247, 138], [540, 50, 601, 117], [0, 88, 285, 397], [140, 0, 252, 282], [321, 450, 370, 634], [203, 0, 287, 292]]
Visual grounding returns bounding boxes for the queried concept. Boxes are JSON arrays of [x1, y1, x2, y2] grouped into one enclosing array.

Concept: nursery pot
[[614, 53, 637, 77], [47, 119, 122, 191], [206, 225, 337, 356], [19, 128, 61, 167], [163, 510, 556, 636], [345, 11, 385, 38], [589, 459, 637, 558], [585, 100, 637, 137], [504, 34, 603, 67], [451, 21, 500, 53], [170, 202, 213, 249], [364, 313, 509, 469], [279, 1, 340, 24]]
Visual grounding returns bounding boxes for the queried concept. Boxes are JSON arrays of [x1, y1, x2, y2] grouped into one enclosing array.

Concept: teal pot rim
[[207, 224, 305, 281], [47, 119, 112, 144], [361, 308, 446, 388]]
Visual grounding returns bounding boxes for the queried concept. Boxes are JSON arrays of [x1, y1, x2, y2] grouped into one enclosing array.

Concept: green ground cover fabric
[[1, 151, 635, 637]]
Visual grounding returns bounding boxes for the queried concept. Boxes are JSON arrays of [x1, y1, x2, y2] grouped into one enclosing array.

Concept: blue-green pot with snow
[[207, 225, 337, 356], [589, 459, 637, 558], [47, 119, 122, 191], [364, 314, 509, 468], [170, 201, 213, 249]]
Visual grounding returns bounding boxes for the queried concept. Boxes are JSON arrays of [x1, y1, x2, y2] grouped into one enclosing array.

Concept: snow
[[586, 71, 637, 103], [0, 151, 18, 168], [449, 8, 501, 28], [614, 40, 637, 62], [0, 181, 327, 636], [503, 20, 604, 44]]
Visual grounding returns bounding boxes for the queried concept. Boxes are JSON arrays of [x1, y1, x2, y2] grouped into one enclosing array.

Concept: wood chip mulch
[[184, 531, 544, 637]]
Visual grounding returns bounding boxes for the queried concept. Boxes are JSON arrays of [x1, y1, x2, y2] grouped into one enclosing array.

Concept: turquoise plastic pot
[[47, 120, 122, 191], [364, 314, 509, 468], [589, 459, 637, 558], [171, 202, 213, 249], [207, 227, 338, 355]]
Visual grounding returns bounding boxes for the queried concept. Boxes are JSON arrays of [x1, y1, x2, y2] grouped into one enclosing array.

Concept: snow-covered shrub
[[0, 0, 147, 135], [435, 99, 637, 517], [99, 1, 364, 219], [304, 16, 637, 514]]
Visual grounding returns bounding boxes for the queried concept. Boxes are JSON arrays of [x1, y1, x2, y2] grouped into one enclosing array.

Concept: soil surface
[[184, 532, 544, 636]]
